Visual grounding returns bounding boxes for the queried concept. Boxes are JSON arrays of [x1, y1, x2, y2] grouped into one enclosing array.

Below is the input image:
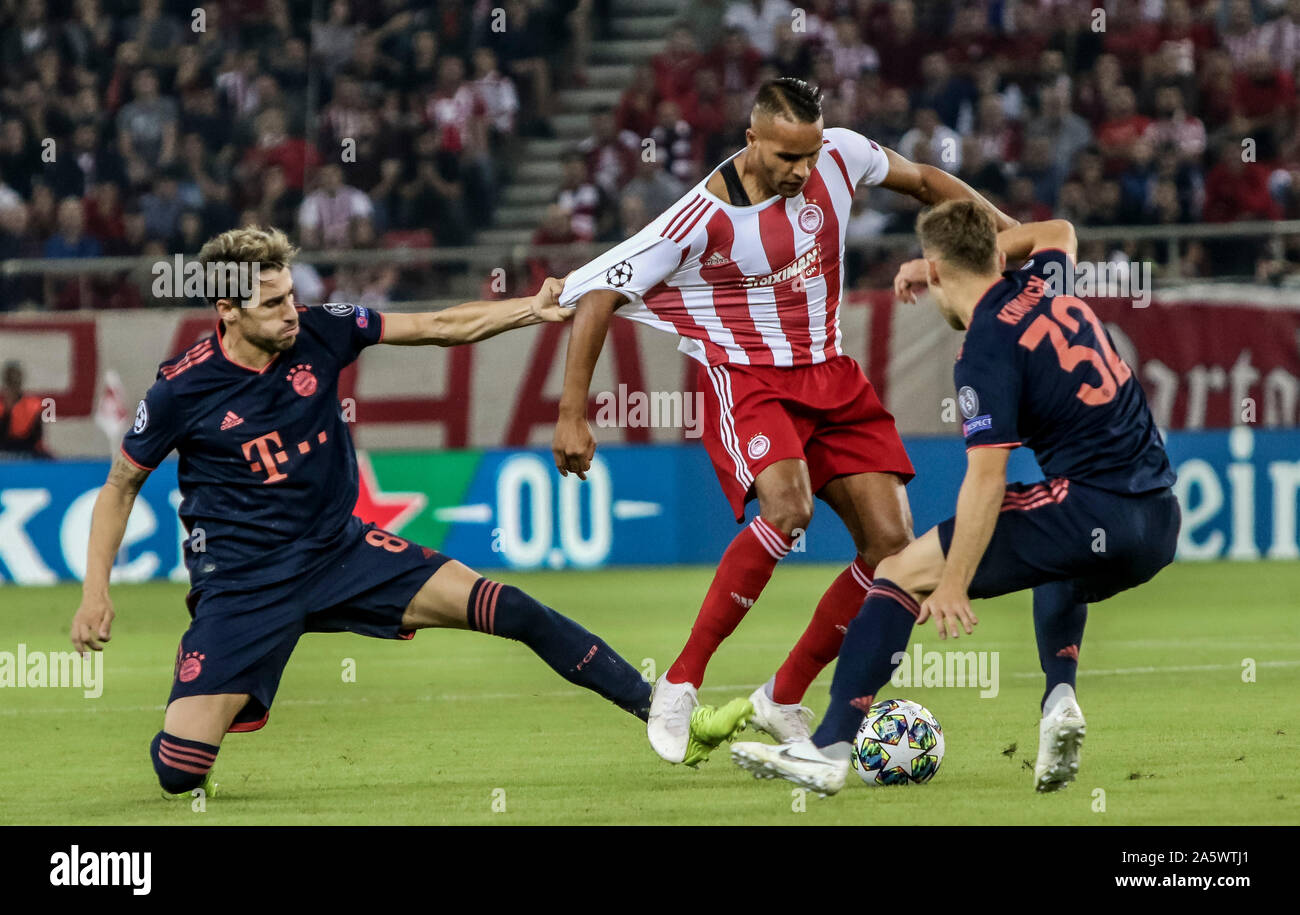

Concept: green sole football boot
[[162, 768, 219, 801], [683, 698, 754, 767]]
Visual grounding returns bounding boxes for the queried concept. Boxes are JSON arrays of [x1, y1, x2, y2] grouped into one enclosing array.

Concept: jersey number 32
[[1018, 295, 1133, 406]]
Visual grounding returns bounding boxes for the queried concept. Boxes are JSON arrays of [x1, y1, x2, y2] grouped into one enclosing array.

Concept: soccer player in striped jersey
[[553, 78, 1017, 764]]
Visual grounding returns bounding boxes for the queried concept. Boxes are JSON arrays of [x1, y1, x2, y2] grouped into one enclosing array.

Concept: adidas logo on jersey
[[702, 251, 730, 267], [219, 411, 244, 431]]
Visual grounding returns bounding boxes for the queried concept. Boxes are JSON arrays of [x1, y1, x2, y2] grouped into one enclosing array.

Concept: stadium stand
[[1, 0, 1299, 311]]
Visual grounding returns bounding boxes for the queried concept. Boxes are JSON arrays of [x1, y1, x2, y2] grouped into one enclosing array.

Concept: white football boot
[[647, 674, 698, 764], [1034, 684, 1087, 792], [731, 738, 849, 796], [748, 678, 814, 743]]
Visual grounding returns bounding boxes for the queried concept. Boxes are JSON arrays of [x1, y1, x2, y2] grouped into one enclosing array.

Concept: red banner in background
[[3, 286, 1298, 457], [1088, 296, 1300, 429]]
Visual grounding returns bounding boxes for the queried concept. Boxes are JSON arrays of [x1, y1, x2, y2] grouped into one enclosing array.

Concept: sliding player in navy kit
[[730, 204, 1180, 795], [69, 227, 749, 799]]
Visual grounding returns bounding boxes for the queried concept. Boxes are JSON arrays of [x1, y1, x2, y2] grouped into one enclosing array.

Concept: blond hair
[[916, 201, 998, 275], [195, 225, 299, 307], [197, 224, 298, 272]]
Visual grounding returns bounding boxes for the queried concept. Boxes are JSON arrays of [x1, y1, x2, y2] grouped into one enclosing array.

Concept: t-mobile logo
[[241, 431, 289, 483]]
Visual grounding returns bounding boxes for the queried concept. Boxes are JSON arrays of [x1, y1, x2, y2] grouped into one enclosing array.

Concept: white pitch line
[[1, 660, 1297, 717]]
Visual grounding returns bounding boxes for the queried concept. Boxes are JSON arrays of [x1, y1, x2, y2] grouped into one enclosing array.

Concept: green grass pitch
[[1, 561, 1297, 825]]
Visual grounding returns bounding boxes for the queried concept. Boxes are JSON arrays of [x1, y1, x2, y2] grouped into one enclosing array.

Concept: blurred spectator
[[654, 25, 704, 103], [1233, 48, 1295, 158], [875, 0, 933, 89], [489, 0, 554, 135], [898, 109, 961, 174], [615, 73, 658, 138], [680, 70, 730, 142], [1005, 176, 1053, 225], [723, 0, 795, 58], [912, 53, 976, 132], [860, 87, 913, 151], [1221, 0, 1270, 67], [51, 122, 126, 199], [83, 180, 125, 245], [1265, 0, 1300, 73], [1017, 135, 1063, 207], [1204, 141, 1282, 223], [241, 109, 321, 195], [579, 110, 638, 195], [556, 150, 606, 240], [529, 203, 583, 289], [1096, 87, 1151, 172], [709, 26, 763, 95], [299, 163, 374, 249], [116, 68, 178, 174], [44, 197, 100, 258], [0, 205, 41, 309], [139, 170, 186, 242], [623, 156, 687, 218], [312, 0, 362, 76], [649, 100, 702, 184], [471, 48, 520, 140], [0, 361, 49, 457], [1144, 86, 1207, 165], [971, 94, 1022, 167]]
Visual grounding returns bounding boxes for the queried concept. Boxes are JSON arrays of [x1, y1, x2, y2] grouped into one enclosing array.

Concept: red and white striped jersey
[[559, 127, 891, 367]]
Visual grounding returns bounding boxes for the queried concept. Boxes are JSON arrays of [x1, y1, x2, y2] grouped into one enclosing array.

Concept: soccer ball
[[851, 698, 945, 786]]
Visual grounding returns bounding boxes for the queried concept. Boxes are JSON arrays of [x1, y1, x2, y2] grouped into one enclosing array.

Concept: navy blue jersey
[[122, 303, 384, 589], [954, 248, 1174, 494]]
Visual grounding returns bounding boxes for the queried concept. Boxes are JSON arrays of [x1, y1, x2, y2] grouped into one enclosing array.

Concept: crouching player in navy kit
[[731, 203, 1181, 795], [69, 226, 750, 799]]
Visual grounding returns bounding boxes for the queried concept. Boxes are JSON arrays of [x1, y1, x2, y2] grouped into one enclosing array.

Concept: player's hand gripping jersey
[[956, 248, 1175, 494], [559, 128, 890, 367], [122, 304, 383, 589]]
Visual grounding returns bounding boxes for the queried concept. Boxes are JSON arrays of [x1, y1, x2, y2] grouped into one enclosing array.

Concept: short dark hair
[[752, 78, 823, 123], [916, 201, 999, 274]]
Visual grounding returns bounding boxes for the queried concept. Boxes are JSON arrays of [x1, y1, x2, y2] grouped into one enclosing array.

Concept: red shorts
[[697, 356, 915, 522]]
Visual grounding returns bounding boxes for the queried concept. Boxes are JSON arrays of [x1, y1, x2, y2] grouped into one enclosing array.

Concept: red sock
[[666, 516, 793, 686], [771, 557, 874, 704]]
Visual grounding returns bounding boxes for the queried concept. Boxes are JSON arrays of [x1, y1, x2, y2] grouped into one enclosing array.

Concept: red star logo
[[353, 451, 426, 533]]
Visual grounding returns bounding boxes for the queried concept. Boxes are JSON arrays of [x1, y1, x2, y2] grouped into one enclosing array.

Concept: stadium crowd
[[564, 0, 1300, 288], [2, 0, 1299, 312], [0, 0, 599, 309]]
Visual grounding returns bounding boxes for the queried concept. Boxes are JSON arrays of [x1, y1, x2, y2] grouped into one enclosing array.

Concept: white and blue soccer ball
[[851, 698, 945, 786]]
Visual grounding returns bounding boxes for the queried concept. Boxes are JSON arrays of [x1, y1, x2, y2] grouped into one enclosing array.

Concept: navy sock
[[150, 731, 219, 794], [812, 579, 919, 748], [468, 579, 651, 721], [1032, 581, 1087, 710]]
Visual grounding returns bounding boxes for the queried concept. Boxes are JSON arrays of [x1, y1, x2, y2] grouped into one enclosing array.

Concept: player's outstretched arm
[[380, 277, 572, 346], [995, 219, 1078, 263], [878, 147, 1019, 232], [917, 447, 1010, 640], [553, 288, 625, 480], [71, 452, 150, 652]]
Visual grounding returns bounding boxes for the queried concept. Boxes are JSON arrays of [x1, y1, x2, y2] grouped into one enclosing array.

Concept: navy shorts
[[937, 479, 1180, 604], [168, 518, 452, 731]]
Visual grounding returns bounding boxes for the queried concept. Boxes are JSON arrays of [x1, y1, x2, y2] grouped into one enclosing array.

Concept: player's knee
[[860, 529, 913, 568], [761, 496, 813, 536], [150, 730, 219, 794]]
